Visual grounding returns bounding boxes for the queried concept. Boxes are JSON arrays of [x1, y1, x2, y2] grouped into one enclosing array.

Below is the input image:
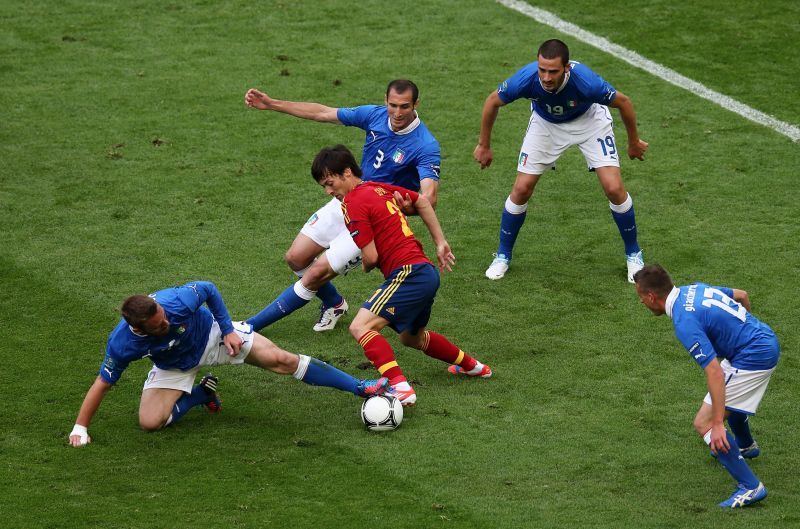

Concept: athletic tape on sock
[[293, 354, 311, 380], [505, 195, 529, 215], [293, 280, 317, 300], [609, 193, 633, 214]]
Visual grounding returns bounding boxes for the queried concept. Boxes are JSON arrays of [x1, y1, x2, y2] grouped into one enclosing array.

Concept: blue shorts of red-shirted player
[[362, 263, 439, 334]]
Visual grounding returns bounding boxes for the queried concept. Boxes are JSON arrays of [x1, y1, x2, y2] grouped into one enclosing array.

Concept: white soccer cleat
[[313, 299, 349, 332], [626, 250, 644, 283], [485, 253, 510, 280]]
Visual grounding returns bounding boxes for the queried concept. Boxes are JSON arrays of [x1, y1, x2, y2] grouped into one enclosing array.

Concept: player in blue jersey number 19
[[474, 39, 648, 283]]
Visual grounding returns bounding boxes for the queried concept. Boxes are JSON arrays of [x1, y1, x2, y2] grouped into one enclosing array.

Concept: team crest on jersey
[[176, 325, 186, 334], [568, 100, 577, 107], [391, 149, 405, 164], [306, 212, 319, 226], [374, 187, 388, 196], [519, 152, 529, 166]]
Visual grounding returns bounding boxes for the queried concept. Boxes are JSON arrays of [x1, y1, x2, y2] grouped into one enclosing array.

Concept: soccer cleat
[[626, 250, 644, 283], [199, 373, 222, 413], [719, 482, 767, 508], [448, 364, 493, 378], [740, 442, 761, 459], [388, 384, 417, 406], [485, 253, 510, 280], [313, 299, 349, 332], [356, 376, 389, 397]]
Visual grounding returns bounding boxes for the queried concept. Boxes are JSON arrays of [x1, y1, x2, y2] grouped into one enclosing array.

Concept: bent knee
[[285, 249, 312, 271], [139, 414, 169, 432]]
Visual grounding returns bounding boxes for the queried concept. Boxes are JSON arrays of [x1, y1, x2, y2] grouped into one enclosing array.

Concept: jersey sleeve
[[497, 63, 538, 104], [180, 281, 234, 335], [416, 141, 441, 182], [573, 64, 617, 105], [343, 195, 375, 249], [674, 317, 718, 369], [336, 105, 379, 129], [98, 346, 132, 385]]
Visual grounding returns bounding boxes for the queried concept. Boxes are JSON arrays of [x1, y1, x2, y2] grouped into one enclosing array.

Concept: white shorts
[[299, 197, 361, 275], [517, 103, 620, 175], [143, 321, 255, 394], [703, 359, 775, 415]]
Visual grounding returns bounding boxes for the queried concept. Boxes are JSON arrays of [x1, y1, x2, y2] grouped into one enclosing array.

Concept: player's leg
[[138, 367, 218, 431], [487, 113, 558, 280], [308, 230, 362, 332], [244, 331, 386, 397], [399, 328, 492, 378], [578, 104, 643, 282], [727, 412, 759, 458], [247, 233, 325, 331]]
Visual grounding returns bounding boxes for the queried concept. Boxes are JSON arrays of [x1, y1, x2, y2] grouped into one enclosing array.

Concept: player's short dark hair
[[386, 79, 419, 103], [538, 39, 570, 66], [311, 144, 363, 182], [121, 294, 158, 327], [633, 264, 674, 297]]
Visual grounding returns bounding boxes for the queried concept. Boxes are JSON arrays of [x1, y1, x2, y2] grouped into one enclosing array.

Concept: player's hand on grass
[[709, 423, 730, 455], [473, 144, 493, 169], [69, 424, 91, 447], [436, 242, 456, 273], [393, 191, 415, 215], [223, 331, 243, 357], [244, 88, 271, 110], [628, 139, 648, 161]]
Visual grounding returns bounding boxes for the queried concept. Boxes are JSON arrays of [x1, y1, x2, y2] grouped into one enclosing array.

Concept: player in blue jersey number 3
[[634, 265, 779, 508], [475, 39, 648, 282]]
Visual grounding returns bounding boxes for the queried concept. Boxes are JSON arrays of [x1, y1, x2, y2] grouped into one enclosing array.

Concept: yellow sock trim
[[455, 350, 465, 365], [378, 361, 399, 375]]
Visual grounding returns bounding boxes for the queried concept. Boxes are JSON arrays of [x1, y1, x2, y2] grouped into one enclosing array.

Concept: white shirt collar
[[129, 325, 147, 337], [388, 112, 421, 135], [665, 287, 680, 319]]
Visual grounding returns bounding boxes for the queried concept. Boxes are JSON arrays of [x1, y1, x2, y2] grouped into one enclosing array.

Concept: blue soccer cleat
[[719, 482, 767, 508], [357, 376, 389, 397]]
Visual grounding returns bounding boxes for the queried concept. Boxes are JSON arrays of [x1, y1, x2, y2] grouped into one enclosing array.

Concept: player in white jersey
[[474, 39, 648, 282], [244, 80, 440, 332], [634, 265, 779, 508]]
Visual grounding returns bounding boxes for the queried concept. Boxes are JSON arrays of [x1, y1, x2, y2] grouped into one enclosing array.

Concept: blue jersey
[[99, 281, 235, 384], [497, 61, 616, 123], [666, 284, 780, 371], [336, 105, 440, 192]]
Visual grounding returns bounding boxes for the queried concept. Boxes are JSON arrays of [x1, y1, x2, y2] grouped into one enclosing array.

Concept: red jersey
[[342, 182, 432, 278]]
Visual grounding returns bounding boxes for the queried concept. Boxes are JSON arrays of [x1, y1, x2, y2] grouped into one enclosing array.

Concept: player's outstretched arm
[[414, 195, 455, 272], [244, 88, 341, 123], [609, 91, 648, 160], [69, 376, 113, 447], [473, 91, 504, 169]]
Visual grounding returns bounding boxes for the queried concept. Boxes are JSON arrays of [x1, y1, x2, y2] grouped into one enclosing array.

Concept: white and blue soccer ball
[[361, 395, 403, 431]]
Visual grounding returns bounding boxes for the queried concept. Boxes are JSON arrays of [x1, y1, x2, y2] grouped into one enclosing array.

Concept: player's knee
[[303, 261, 334, 290], [284, 249, 310, 272], [399, 333, 423, 349], [605, 185, 627, 205], [692, 416, 710, 436], [349, 321, 366, 341], [139, 413, 168, 432]]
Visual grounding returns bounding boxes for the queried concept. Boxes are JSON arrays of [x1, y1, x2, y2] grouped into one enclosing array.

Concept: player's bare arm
[[394, 179, 439, 216], [703, 359, 731, 454], [609, 91, 648, 160], [244, 88, 341, 123], [473, 91, 505, 169], [69, 376, 113, 447], [360, 240, 379, 273], [414, 195, 455, 272], [732, 289, 751, 311]]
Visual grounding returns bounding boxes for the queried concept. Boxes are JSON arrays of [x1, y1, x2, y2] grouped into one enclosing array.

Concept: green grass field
[[2, 1, 798, 527]]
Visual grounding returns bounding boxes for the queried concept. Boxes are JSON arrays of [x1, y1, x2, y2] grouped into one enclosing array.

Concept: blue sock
[[497, 197, 528, 260], [715, 431, 760, 489], [294, 355, 359, 395], [609, 195, 640, 255], [316, 281, 344, 309], [728, 412, 755, 448], [169, 384, 211, 425], [246, 282, 314, 332]]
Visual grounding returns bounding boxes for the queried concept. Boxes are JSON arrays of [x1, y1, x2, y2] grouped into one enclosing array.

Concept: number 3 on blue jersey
[[702, 287, 746, 322], [373, 149, 384, 169]]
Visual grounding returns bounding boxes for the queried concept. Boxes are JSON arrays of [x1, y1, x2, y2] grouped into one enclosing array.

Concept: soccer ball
[[360, 395, 403, 431]]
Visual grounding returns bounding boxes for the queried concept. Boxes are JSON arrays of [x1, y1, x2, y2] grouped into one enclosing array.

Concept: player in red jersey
[[311, 145, 492, 406]]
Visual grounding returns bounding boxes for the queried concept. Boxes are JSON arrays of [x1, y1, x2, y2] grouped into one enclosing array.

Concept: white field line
[[497, 0, 800, 142]]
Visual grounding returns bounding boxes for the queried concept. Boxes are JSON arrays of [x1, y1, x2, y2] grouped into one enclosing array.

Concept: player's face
[[319, 169, 357, 201], [385, 89, 418, 131], [635, 284, 665, 315], [537, 55, 569, 92], [139, 304, 170, 335]]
